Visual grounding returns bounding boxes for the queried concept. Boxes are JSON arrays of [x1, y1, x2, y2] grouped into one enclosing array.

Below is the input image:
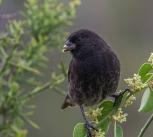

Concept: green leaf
[[114, 122, 123, 137], [98, 118, 111, 133], [98, 100, 114, 132], [99, 100, 114, 119], [73, 123, 87, 137], [138, 63, 152, 82], [139, 88, 153, 112], [142, 73, 153, 83], [26, 118, 40, 129]]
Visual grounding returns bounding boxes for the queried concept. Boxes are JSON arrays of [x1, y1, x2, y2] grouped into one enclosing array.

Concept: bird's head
[[63, 29, 103, 59]]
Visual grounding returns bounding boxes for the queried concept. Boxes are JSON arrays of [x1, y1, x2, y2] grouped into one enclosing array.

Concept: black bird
[[61, 29, 120, 136]]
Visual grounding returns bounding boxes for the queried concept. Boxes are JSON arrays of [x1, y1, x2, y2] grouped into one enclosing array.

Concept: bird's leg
[[80, 105, 98, 137]]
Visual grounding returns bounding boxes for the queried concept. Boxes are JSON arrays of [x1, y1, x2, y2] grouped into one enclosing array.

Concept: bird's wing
[[61, 60, 76, 109]]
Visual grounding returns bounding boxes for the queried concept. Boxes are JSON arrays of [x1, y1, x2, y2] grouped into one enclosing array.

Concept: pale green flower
[[85, 108, 103, 123], [93, 129, 105, 137], [124, 74, 146, 91], [124, 95, 136, 107], [112, 108, 128, 123]]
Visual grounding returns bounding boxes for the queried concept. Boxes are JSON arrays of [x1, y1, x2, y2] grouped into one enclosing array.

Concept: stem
[[24, 82, 51, 99], [24, 79, 65, 99], [8, 61, 40, 75], [138, 113, 153, 137]]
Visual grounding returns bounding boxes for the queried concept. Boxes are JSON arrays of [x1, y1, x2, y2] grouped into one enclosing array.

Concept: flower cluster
[[124, 95, 136, 107], [148, 53, 153, 65], [85, 108, 103, 124], [112, 108, 128, 123], [93, 129, 105, 137], [124, 74, 146, 91]]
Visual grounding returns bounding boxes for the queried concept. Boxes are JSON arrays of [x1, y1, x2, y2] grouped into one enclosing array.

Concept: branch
[[8, 61, 40, 75], [24, 78, 65, 99], [24, 82, 51, 99], [138, 113, 153, 137]]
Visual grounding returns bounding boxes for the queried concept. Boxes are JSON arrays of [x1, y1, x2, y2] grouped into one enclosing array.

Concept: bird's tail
[[61, 95, 76, 109]]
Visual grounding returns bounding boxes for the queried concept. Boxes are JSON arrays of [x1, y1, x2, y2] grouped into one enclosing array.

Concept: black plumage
[[62, 29, 120, 109], [61, 29, 120, 136]]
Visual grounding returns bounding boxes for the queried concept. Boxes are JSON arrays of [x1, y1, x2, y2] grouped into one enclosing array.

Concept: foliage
[[73, 53, 153, 137], [0, 0, 80, 137]]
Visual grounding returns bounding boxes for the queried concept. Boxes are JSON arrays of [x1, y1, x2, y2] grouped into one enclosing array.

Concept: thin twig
[[138, 113, 153, 137], [24, 79, 65, 99], [24, 82, 51, 99], [8, 61, 40, 75]]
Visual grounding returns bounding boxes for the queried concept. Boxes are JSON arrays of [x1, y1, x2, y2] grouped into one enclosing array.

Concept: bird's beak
[[63, 41, 76, 52]]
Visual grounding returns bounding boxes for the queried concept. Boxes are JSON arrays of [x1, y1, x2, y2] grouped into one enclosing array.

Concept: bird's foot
[[85, 122, 98, 137], [79, 105, 98, 137], [86, 126, 92, 137]]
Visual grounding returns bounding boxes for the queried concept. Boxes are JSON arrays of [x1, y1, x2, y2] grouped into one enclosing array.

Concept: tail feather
[[61, 95, 75, 109]]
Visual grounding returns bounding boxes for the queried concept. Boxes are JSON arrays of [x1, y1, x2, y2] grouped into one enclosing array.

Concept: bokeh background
[[0, 0, 153, 137]]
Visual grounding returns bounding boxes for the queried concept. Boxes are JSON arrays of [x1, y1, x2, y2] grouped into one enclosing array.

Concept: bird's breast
[[68, 51, 120, 106]]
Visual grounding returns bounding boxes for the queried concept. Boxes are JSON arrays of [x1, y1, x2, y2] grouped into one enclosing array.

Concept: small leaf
[[142, 73, 153, 83], [139, 88, 153, 112], [98, 118, 111, 133], [114, 122, 123, 137], [73, 123, 87, 137], [25, 118, 39, 129], [138, 63, 152, 82], [99, 100, 114, 119], [98, 100, 114, 132]]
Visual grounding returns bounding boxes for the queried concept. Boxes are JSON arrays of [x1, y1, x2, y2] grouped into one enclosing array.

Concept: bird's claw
[[85, 123, 98, 137], [86, 123, 98, 131], [85, 124, 92, 137]]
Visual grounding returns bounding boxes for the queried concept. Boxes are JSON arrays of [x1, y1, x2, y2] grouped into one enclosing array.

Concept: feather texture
[[61, 29, 120, 109]]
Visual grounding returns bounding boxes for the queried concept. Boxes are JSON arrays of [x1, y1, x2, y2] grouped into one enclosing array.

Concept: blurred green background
[[0, 0, 153, 137]]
